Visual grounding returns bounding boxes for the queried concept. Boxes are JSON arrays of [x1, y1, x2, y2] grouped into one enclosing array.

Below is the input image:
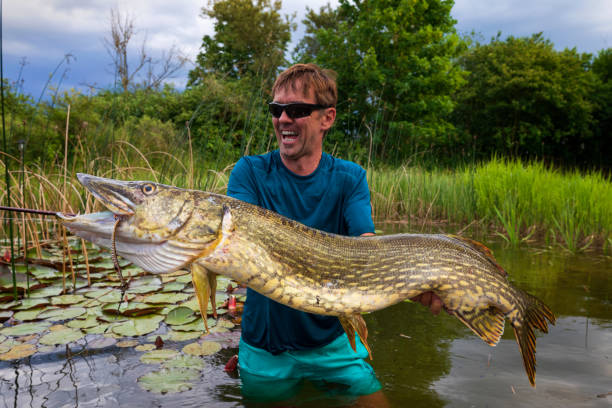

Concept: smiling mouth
[[281, 130, 298, 142]]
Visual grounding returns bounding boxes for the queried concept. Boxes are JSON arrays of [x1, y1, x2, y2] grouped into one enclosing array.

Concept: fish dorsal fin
[[448, 235, 507, 277], [453, 306, 506, 346]]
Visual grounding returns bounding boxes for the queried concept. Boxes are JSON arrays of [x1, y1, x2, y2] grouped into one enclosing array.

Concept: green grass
[[368, 157, 611, 251]]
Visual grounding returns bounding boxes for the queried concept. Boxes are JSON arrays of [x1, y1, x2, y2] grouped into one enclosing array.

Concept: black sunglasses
[[268, 102, 332, 119]]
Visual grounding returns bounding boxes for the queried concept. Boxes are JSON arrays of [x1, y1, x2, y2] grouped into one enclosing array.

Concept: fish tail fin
[[512, 292, 556, 387], [339, 314, 372, 360]]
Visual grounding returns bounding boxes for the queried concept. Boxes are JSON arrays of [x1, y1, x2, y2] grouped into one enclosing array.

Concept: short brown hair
[[272, 63, 337, 107]]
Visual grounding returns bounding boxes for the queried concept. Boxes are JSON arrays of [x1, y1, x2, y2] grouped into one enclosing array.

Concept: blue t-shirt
[[227, 150, 375, 354]]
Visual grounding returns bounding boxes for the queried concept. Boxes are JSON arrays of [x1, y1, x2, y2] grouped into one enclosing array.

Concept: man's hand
[[411, 291, 444, 315]]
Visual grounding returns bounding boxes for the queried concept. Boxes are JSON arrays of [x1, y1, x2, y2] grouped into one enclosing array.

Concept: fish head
[[58, 173, 210, 273]]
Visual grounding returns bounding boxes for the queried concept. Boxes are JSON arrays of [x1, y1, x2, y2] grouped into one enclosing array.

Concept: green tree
[[590, 48, 612, 168], [295, 0, 466, 164], [453, 33, 598, 165], [188, 0, 295, 87]]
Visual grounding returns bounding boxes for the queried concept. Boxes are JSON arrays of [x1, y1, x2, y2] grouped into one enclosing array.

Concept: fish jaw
[[58, 174, 211, 274]]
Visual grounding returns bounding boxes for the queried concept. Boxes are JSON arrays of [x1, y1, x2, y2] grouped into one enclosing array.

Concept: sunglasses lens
[[285, 105, 313, 119], [269, 104, 284, 118]]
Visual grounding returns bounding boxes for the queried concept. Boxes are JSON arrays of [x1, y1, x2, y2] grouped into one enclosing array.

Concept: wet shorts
[[238, 333, 381, 402]]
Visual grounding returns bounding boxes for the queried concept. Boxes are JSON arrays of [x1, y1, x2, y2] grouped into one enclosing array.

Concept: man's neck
[[280, 152, 322, 176]]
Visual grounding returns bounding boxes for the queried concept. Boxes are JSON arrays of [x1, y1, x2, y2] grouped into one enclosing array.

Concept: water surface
[[1, 238, 611, 407]]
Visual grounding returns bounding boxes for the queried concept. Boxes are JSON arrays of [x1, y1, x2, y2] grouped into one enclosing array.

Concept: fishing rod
[[0, 205, 75, 217]]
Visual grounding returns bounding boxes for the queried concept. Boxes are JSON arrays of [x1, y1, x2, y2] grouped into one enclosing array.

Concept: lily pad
[[38, 307, 87, 321], [127, 285, 161, 295], [0, 343, 37, 360], [87, 337, 117, 349], [135, 344, 156, 352], [140, 349, 180, 364], [0, 310, 13, 322], [162, 354, 205, 371], [66, 316, 99, 329], [165, 307, 197, 326], [179, 298, 199, 312], [14, 298, 50, 310], [170, 318, 206, 332], [116, 340, 139, 348], [84, 323, 110, 334], [0, 321, 51, 336], [182, 341, 222, 356], [83, 289, 133, 303], [29, 265, 62, 280], [103, 302, 164, 317], [13, 308, 44, 321], [111, 315, 164, 337], [169, 331, 202, 342], [29, 285, 64, 298], [144, 292, 191, 305], [138, 368, 200, 394], [52, 295, 87, 305], [39, 327, 85, 346], [175, 274, 194, 284], [161, 282, 185, 292]]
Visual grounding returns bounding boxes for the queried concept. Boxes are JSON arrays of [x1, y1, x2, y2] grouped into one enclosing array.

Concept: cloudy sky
[[4, 0, 611, 97]]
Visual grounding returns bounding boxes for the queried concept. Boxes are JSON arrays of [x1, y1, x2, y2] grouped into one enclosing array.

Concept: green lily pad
[[39, 327, 85, 346], [0, 343, 37, 360], [182, 341, 222, 356], [162, 282, 185, 292], [127, 285, 161, 295], [144, 292, 191, 305], [179, 298, 199, 312], [140, 349, 180, 364], [135, 344, 156, 352], [14, 298, 50, 310], [13, 308, 44, 321], [28, 285, 65, 298], [52, 295, 87, 305], [165, 307, 197, 326], [66, 316, 99, 329], [117, 340, 139, 347], [170, 318, 207, 332], [162, 354, 205, 371], [111, 315, 164, 337], [138, 368, 200, 394], [0, 321, 51, 336], [38, 307, 87, 321], [0, 301, 20, 311], [103, 302, 164, 317], [146, 334, 170, 342], [84, 323, 110, 334], [175, 274, 193, 284], [29, 265, 61, 280], [82, 289, 133, 303], [169, 331, 202, 342]]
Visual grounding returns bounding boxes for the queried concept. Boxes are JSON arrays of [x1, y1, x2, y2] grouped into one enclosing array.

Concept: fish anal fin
[[339, 314, 372, 360], [191, 263, 218, 333], [453, 306, 506, 347]]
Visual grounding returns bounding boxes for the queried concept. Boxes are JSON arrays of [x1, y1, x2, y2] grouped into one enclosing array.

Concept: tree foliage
[[188, 0, 295, 88], [295, 0, 466, 164], [452, 33, 599, 166]]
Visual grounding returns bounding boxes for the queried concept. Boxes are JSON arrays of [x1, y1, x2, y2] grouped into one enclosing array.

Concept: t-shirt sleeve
[[227, 157, 259, 206], [344, 168, 375, 236]]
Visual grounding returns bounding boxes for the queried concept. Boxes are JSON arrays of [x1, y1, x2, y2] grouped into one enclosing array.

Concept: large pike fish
[[59, 174, 555, 386]]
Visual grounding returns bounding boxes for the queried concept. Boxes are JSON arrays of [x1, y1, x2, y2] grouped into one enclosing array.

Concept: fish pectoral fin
[[339, 314, 373, 360], [452, 306, 506, 347], [191, 263, 218, 333]]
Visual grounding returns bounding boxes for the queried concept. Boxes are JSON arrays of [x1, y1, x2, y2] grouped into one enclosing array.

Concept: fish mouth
[[76, 173, 136, 216]]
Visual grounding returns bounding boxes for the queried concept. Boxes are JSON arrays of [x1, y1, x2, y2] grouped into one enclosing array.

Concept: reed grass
[[368, 157, 611, 251]]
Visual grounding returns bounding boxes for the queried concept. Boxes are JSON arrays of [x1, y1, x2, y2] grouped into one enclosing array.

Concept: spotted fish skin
[[59, 173, 555, 386]]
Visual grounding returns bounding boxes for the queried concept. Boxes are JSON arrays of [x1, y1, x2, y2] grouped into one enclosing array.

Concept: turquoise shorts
[[238, 333, 381, 402]]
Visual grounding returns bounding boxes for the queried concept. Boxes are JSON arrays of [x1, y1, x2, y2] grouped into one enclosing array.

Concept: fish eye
[[142, 183, 156, 195]]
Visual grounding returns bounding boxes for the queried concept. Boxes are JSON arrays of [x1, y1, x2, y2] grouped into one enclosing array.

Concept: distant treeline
[[3, 0, 611, 171]]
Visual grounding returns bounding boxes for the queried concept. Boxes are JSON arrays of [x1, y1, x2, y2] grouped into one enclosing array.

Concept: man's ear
[[320, 107, 336, 132]]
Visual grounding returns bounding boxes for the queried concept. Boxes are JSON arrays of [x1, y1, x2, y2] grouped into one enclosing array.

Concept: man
[[227, 63, 441, 405]]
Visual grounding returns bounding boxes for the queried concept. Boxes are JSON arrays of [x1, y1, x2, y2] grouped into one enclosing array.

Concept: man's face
[[272, 84, 335, 164]]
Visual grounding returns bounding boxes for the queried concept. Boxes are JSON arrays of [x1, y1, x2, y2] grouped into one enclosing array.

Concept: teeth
[[281, 131, 297, 136]]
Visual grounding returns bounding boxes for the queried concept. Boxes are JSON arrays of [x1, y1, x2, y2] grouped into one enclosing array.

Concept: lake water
[[1, 236, 611, 407]]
